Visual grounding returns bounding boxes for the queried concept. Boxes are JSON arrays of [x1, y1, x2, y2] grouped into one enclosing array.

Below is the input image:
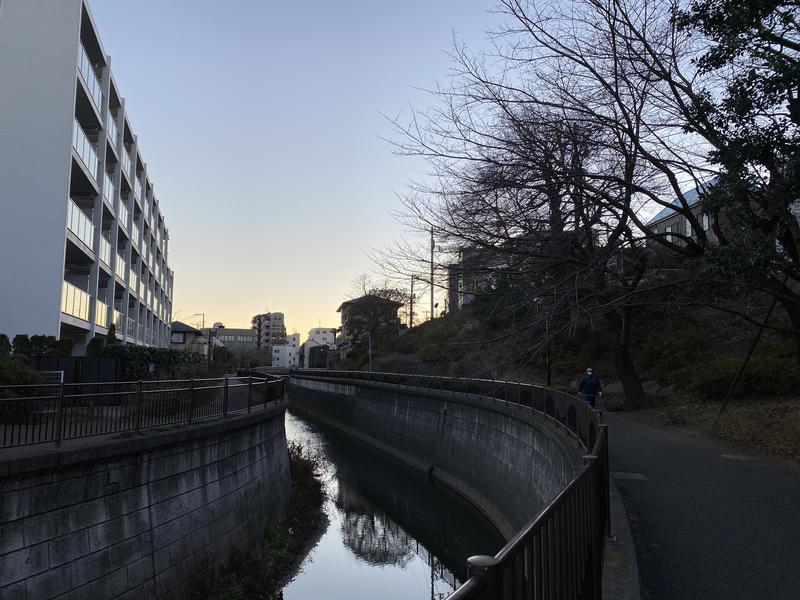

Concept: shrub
[[678, 353, 800, 399], [0, 356, 47, 388]]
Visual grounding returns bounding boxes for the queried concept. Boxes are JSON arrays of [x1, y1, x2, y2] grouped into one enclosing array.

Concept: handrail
[[290, 369, 610, 600], [0, 375, 285, 450]]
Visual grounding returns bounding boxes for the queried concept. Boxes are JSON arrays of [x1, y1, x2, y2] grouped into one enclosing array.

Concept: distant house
[[646, 180, 719, 245], [336, 295, 402, 358], [170, 322, 205, 354]]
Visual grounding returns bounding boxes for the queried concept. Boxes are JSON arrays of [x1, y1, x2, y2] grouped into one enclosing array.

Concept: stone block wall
[[0, 403, 290, 599], [288, 377, 581, 540]]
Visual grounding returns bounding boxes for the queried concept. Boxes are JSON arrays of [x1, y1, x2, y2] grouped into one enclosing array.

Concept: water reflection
[[283, 410, 505, 600]]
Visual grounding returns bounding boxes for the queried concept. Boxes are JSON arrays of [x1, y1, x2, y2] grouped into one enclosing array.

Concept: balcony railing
[[99, 236, 111, 267], [133, 177, 142, 202], [137, 323, 145, 342], [66, 198, 95, 250], [73, 119, 98, 180], [115, 254, 126, 280], [130, 270, 139, 295], [139, 279, 146, 298], [106, 111, 118, 147], [114, 310, 124, 331], [131, 221, 140, 247], [61, 281, 90, 321], [126, 317, 136, 338], [78, 44, 103, 110], [143, 200, 151, 222], [95, 300, 109, 328], [103, 172, 116, 205], [121, 149, 132, 178], [117, 199, 129, 230]]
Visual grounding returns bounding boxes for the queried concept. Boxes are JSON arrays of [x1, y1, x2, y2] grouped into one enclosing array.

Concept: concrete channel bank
[[289, 374, 584, 540], [0, 399, 290, 599]]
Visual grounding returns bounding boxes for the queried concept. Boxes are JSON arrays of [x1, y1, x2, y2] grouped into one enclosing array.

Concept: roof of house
[[171, 321, 202, 335], [646, 180, 714, 226], [337, 294, 404, 313]]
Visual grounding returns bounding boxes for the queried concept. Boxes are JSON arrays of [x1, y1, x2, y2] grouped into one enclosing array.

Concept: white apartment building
[[303, 327, 336, 368], [271, 345, 298, 369], [0, 0, 174, 351]]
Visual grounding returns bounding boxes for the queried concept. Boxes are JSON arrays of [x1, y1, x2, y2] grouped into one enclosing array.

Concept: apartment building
[[251, 312, 287, 351], [302, 327, 336, 368], [0, 0, 174, 352]]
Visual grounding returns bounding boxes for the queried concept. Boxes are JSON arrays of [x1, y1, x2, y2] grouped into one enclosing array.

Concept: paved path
[[606, 412, 800, 600]]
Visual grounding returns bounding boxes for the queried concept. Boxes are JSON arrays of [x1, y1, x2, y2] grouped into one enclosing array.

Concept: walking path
[[606, 412, 800, 599]]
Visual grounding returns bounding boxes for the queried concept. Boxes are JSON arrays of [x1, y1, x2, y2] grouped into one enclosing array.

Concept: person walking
[[578, 367, 602, 407]]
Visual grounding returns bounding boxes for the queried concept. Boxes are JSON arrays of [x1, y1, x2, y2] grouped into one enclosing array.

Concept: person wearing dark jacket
[[578, 368, 602, 407]]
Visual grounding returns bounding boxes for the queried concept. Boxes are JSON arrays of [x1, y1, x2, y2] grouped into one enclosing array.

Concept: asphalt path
[[606, 412, 800, 600]]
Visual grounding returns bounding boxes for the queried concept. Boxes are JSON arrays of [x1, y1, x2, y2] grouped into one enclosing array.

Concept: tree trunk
[[605, 307, 652, 410], [777, 285, 800, 362]]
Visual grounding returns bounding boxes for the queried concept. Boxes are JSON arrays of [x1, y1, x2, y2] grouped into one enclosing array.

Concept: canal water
[[282, 411, 506, 600]]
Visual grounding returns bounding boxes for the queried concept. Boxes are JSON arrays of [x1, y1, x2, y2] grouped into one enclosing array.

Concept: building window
[[171, 332, 185, 344], [701, 213, 710, 231]]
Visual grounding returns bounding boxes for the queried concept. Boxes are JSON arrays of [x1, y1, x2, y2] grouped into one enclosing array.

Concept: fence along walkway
[[0, 375, 285, 449], [293, 370, 611, 600]]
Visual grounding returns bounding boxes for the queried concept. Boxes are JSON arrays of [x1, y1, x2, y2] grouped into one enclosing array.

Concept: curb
[[602, 476, 642, 600]]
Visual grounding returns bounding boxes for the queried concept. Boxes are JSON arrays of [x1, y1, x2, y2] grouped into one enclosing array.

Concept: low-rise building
[[272, 344, 298, 368], [170, 321, 205, 354]]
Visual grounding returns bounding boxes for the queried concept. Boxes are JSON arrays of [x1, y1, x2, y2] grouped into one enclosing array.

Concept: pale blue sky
[[89, 0, 497, 334]]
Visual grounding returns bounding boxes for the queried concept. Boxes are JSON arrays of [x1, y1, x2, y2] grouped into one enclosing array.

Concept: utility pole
[[409, 275, 415, 328], [430, 228, 435, 321]]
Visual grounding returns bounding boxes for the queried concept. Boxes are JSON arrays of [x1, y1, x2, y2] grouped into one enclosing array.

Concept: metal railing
[[61, 281, 90, 321], [291, 370, 610, 600], [72, 118, 98, 179], [104, 171, 116, 206], [67, 198, 95, 250], [121, 149, 132, 178], [0, 376, 285, 449], [78, 44, 103, 110], [99, 236, 112, 267], [95, 299, 109, 328], [115, 253, 126, 280], [106, 111, 119, 147]]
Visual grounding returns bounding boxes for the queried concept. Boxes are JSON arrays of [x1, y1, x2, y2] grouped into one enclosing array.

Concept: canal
[[282, 410, 506, 599]]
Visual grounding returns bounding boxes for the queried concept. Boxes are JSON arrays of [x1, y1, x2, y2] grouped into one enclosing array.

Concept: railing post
[[247, 376, 253, 414], [188, 379, 195, 426], [223, 377, 229, 417], [264, 380, 268, 409], [54, 382, 65, 450], [467, 555, 502, 600], [135, 380, 143, 434], [599, 424, 612, 537]]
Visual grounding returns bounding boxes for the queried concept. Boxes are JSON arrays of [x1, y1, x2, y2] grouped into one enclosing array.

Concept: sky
[[88, 0, 498, 337]]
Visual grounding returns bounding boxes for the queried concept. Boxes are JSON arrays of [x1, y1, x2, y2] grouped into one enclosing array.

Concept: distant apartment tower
[[0, 0, 174, 351], [251, 312, 287, 351]]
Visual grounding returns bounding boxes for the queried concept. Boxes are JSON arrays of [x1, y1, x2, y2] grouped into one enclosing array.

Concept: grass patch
[[192, 441, 327, 600], [649, 397, 800, 458]]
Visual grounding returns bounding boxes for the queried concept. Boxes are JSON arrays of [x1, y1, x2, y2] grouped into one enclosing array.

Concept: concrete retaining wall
[[289, 377, 581, 539], [0, 401, 290, 600]]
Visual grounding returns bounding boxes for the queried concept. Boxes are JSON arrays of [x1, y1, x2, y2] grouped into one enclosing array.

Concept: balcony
[[134, 177, 143, 202], [114, 310, 124, 331], [121, 149, 132, 179], [103, 172, 116, 206], [115, 254, 126, 280], [117, 199, 129, 231], [139, 279, 146, 298], [132, 221, 140, 246], [78, 44, 103, 111], [126, 317, 135, 338], [95, 300, 109, 328], [106, 112, 118, 147], [61, 281, 90, 321], [73, 119, 98, 180], [66, 198, 95, 250], [99, 236, 111, 267], [137, 323, 145, 342]]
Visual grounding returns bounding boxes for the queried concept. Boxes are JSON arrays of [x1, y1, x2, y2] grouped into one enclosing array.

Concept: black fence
[[33, 356, 121, 384], [291, 370, 610, 600], [0, 375, 285, 449]]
